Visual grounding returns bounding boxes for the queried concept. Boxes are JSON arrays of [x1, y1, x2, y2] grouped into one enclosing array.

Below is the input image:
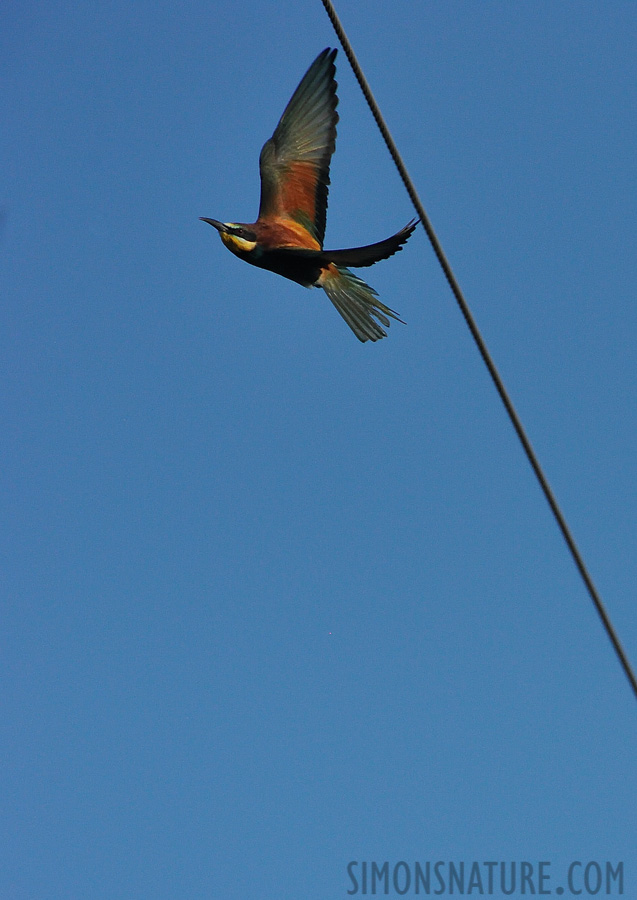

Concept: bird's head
[[200, 218, 257, 254]]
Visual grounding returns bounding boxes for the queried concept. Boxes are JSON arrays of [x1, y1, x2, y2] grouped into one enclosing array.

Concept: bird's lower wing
[[322, 219, 418, 269]]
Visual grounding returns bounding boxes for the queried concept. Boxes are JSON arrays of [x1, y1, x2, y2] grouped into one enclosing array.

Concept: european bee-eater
[[201, 48, 416, 342]]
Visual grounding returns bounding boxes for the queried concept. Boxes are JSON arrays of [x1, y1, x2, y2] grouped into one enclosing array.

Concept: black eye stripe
[[231, 227, 255, 241]]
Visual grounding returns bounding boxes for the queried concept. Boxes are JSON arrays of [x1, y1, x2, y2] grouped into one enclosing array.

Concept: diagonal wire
[[319, 0, 637, 702]]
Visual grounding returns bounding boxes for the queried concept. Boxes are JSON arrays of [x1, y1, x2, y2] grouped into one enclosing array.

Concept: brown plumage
[[201, 48, 417, 342]]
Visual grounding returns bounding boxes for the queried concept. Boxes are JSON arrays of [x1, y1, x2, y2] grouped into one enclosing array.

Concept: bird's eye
[[230, 226, 256, 241]]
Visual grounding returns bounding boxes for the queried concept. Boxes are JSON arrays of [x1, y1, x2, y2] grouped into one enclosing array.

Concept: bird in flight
[[201, 48, 416, 342]]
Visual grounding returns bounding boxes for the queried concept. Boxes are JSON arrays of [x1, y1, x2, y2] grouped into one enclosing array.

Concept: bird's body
[[201, 48, 416, 342]]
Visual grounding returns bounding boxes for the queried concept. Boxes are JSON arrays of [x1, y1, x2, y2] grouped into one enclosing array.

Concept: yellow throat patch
[[221, 230, 257, 254]]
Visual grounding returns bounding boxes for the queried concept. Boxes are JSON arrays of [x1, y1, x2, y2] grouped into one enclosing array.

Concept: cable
[[319, 0, 637, 702]]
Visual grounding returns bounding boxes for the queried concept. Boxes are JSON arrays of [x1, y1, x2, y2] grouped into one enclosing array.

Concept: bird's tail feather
[[323, 219, 418, 269], [319, 264, 404, 342]]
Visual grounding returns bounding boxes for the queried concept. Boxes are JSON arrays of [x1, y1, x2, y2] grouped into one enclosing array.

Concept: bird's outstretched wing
[[258, 48, 338, 247], [323, 220, 419, 268]]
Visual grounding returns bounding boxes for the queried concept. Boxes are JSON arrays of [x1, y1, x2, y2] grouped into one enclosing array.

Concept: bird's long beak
[[199, 217, 228, 233]]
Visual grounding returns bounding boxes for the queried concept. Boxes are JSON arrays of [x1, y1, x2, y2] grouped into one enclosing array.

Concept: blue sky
[[2, 2, 637, 897]]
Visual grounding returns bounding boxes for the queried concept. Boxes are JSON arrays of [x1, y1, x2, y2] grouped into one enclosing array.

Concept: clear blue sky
[[3, 2, 637, 897]]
